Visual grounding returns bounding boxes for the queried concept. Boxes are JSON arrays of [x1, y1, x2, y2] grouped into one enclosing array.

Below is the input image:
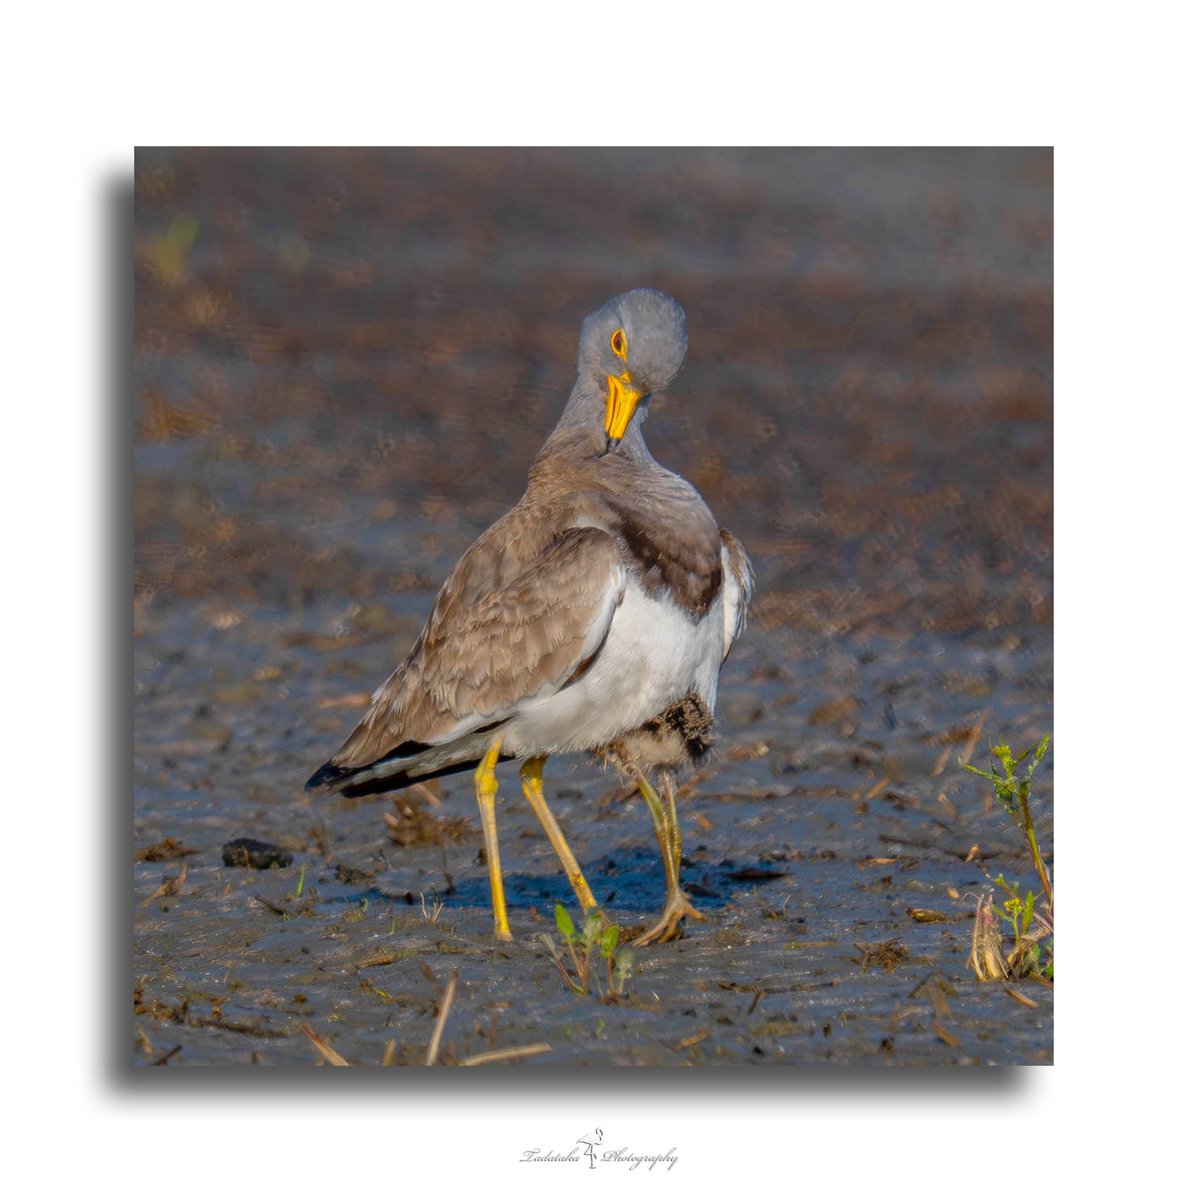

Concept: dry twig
[[458, 1043, 552, 1067], [301, 1022, 350, 1066], [425, 969, 458, 1066]]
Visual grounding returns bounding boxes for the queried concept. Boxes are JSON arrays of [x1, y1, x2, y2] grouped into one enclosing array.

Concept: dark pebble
[[221, 838, 294, 869]]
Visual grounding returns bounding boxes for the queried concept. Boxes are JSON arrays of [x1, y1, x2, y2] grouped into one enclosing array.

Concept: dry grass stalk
[[253, 894, 288, 916], [355, 950, 399, 969], [932, 1021, 960, 1047], [410, 782, 443, 808], [301, 1021, 350, 1066], [141, 864, 187, 907], [910, 973, 956, 1020], [458, 1043, 552, 1067], [931, 745, 952, 777], [1004, 987, 1039, 1009], [959, 712, 988, 768], [425, 969, 458, 1066], [864, 776, 891, 801], [1003, 912, 1051, 975], [969, 891, 1008, 980]]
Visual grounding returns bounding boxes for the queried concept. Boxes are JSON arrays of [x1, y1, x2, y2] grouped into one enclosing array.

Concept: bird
[[306, 288, 753, 944]]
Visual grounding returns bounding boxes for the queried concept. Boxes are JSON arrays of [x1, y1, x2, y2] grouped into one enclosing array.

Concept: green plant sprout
[[991, 872, 1053, 980], [540, 905, 633, 1001], [963, 735, 1054, 981]]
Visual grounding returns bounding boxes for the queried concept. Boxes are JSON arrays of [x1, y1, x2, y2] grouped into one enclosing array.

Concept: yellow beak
[[603, 371, 644, 453]]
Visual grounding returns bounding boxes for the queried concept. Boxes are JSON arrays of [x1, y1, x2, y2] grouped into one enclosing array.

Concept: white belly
[[500, 582, 724, 757]]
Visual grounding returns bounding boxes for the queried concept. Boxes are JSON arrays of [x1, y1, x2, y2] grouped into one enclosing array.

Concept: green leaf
[[554, 904, 576, 941], [582, 908, 604, 943], [1027, 733, 1051, 778], [599, 924, 619, 957]]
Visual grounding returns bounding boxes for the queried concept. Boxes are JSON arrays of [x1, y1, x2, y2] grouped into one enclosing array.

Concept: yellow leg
[[635, 773, 674, 883], [633, 768, 705, 946], [474, 739, 511, 942], [520, 757, 600, 915], [664, 772, 684, 877]]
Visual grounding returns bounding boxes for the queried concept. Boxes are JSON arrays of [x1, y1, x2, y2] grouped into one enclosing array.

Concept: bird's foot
[[633, 891, 706, 946]]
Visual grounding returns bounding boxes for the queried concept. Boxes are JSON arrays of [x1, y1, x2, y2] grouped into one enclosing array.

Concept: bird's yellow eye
[[610, 328, 627, 360]]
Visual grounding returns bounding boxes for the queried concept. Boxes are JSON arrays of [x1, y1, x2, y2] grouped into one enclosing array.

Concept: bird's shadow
[[327, 844, 749, 917]]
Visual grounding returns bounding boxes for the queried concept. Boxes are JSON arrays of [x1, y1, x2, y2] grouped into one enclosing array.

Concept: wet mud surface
[[134, 148, 1052, 1066]]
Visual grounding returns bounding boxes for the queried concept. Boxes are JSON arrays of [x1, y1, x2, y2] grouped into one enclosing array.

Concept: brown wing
[[330, 524, 626, 771]]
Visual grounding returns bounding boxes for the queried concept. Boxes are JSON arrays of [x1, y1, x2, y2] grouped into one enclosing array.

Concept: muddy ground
[[133, 148, 1052, 1066]]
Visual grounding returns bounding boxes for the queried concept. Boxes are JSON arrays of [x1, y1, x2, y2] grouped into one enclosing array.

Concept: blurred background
[[135, 147, 1050, 653], [133, 149, 1052, 1064]]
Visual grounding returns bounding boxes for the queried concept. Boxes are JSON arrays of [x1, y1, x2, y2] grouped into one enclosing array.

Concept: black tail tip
[[305, 760, 353, 791]]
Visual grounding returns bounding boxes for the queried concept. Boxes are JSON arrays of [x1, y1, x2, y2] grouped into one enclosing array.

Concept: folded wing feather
[[326, 525, 627, 779], [719, 529, 755, 665]]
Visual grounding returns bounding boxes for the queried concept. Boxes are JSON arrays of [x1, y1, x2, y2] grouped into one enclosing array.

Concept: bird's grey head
[[576, 289, 688, 455]]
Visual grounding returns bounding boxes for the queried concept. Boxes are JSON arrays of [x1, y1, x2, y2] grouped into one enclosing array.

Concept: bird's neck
[[535, 377, 654, 468]]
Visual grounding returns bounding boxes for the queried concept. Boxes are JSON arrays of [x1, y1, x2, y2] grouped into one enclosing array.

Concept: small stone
[[221, 838, 294, 869]]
